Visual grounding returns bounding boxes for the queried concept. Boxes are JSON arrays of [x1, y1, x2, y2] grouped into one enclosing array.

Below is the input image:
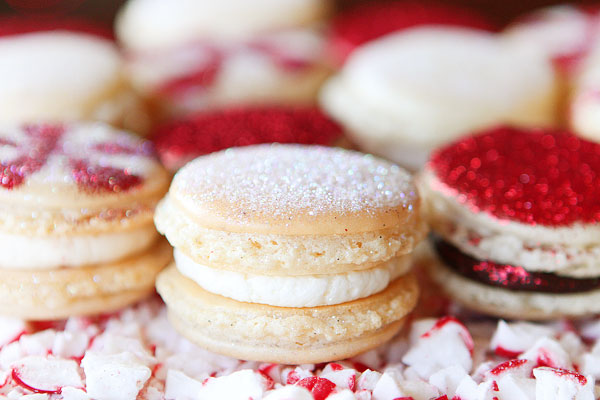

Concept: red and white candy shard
[[11, 356, 83, 394], [0, 304, 599, 399]]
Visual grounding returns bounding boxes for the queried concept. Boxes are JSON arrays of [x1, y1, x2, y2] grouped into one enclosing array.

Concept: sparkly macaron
[[0, 17, 149, 134], [151, 106, 344, 172], [420, 126, 600, 319], [155, 144, 425, 363], [0, 122, 171, 319], [329, 0, 495, 66]]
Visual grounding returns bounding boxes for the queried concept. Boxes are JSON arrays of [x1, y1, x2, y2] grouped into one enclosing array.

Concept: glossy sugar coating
[[170, 144, 420, 234], [429, 126, 600, 226]]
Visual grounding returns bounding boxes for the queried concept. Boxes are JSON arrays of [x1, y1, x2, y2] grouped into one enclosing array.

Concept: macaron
[[0, 122, 171, 319], [0, 17, 149, 134], [319, 27, 558, 171], [329, 0, 495, 66], [151, 106, 344, 171], [420, 126, 600, 320], [570, 38, 600, 143], [116, 0, 331, 118], [502, 5, 600, 77], [155, 144, 424, 363]]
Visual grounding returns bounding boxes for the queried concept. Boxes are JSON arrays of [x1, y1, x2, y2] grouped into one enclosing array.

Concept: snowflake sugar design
[[0, 123, 153, 193]]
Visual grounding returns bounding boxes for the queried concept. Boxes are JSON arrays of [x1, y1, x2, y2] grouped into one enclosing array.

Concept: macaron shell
[[116, 0, 330, 51], [156, 265, 418, 364], [427, 253, 600, 320], [0, 239, 172, 320], [167, 144, 421, 235]]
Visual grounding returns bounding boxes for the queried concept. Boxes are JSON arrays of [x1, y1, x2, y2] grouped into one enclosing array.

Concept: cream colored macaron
[[0, 29, 149, 134], [155, 144, 424, 362], [116, 0, 331, 118], [320, 26, 558, 170], [0, 122, 171, 319]]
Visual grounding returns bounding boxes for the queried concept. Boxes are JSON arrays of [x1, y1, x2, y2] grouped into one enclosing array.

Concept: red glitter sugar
[[429, 126, 600, 226], [329, 0, 495, 65], [151, 107, 343, 171], [0, 15, 113, 40]]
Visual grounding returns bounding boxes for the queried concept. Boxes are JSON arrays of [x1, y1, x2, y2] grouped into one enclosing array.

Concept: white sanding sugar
[[173, 144, 418, 221]]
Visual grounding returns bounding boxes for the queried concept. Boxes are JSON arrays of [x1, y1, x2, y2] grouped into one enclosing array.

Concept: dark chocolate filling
[[433, 236, 600, 293]]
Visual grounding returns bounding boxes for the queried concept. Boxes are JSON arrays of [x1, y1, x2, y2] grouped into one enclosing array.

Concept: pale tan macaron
[[0, 122, 171, 320], [115, 0, 332, 118], [320, 26, 558, 170], [155, 144, 425, 363], [0, 29, 150, 134]]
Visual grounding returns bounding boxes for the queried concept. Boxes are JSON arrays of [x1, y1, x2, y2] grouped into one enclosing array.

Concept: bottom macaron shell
[[427, 255, 600, 320], [157, 265, 418, 364], [0, 239, 172, 320]]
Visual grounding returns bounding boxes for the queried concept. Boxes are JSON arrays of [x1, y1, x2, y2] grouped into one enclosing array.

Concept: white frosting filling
[[0, 226, 157, 270], [174, 249, 410, 307]]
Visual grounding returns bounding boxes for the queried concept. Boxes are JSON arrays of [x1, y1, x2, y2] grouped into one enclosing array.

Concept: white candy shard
[[164, 370, 204, 400], [534, 367, 594, 400], [263, 385, 313, 400], [81, 351, 151, 400], [429, 365, 469, 398], [197, 370, 268, 400]]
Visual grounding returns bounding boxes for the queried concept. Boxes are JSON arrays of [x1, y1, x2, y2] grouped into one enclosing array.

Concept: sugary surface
[[1, 297, 600, 399], [174, 144, 417, 222], [0, 122, 158, 194], [429, 126, 600, 226], [151, 107, 342, 171]]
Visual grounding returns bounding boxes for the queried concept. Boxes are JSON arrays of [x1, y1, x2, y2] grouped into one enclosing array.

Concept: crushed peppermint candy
[[0, 297, 597, 399]]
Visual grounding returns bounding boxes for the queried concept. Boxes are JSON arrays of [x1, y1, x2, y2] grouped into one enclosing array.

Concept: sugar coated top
[[429, 126, 600, 227], [170, 144, 420, 234]]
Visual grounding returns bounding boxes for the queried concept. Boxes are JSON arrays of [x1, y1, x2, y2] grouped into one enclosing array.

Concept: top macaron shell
[[329, 0, 495, 65], [0, 123, 169, 233], [320, 27, 558, 169], [164, 144, 421, 235], [116, 0, 329, 51], [151, 107, 343, 171], [0, 31, 125, 124]]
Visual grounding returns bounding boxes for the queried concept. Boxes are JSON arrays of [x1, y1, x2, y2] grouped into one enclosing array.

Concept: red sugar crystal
[[430, 126, 600, 226]]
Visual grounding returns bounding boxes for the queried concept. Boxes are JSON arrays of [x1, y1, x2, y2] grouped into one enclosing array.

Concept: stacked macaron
[[320, 27, 557, 170], [0, 16, 149, 134], [155, 144, 424, 363], [116, 0, 330, 118], [420, 126, 600, 320], [151, 106, 344, 172], [0, 122, 171, 319]]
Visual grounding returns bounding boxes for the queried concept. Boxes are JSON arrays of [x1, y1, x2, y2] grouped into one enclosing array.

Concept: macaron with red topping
[[329, 0, 495, 66], [420, 126, 600, 319], [0, 122, 171, 319], [0, 16, 149, 134], [151, 106, 344, 171]]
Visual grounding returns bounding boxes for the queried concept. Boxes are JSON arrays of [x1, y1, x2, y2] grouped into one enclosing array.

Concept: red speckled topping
[[429, 126, 600, 226], [0, 15, 113, 40], [329, 0, 495, 65], [151, 107, 343, 171]]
